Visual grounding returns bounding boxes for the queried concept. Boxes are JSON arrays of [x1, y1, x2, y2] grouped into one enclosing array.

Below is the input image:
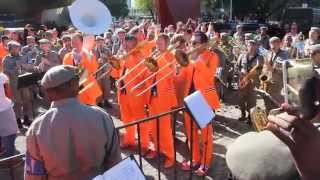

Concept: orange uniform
[[63, 52, 102, 105], [0, 43, 8, 71], [148, 52, 177, 165], [177, 49, 220, 167], [140, 40, 156, 57], [112, 50, 150, 149]]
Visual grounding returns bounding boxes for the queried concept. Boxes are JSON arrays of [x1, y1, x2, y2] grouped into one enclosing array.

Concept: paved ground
[[0, 90, 255, 180]]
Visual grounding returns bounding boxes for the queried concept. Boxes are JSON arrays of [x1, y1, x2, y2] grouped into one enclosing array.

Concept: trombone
[[134, 39, 219, 97], [118, 42, 180, 91]]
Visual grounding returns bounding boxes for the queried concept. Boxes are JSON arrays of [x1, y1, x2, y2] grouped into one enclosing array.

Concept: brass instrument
[[239, 63, 260, 89], [250, 106, 268, 132], [133, 39, 219, 96]]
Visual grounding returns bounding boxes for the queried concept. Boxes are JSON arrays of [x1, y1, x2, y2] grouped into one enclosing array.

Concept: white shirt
[[0, 73, 13, 112]]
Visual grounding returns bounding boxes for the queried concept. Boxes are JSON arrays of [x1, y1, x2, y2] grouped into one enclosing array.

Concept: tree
[[102, 0, 129, 18], [134, 0, 155, 18]]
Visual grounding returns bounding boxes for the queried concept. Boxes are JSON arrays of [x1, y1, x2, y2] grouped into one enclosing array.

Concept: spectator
[[0, 72, 19, 158], [25, 65, 121, 179]]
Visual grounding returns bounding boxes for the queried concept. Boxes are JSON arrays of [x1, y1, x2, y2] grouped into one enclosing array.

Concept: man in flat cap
[[21, 36, 39, 64], [233, 24, 244, 43], [93, 36, 112, 108], [262, 37, 290, 113], [112, 28, 126, 55], [304, 27, 320, 57], [25, 65, 121, 180], [237, 39, 264, 120], [58, 35, 72, 60], [256, 26, 270, 50], [34, 39, 61, 73], [3, 41, 34, 128]]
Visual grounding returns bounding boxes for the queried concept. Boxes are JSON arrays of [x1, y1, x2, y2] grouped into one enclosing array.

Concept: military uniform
[[58, 47, 72, 61], [34, 51, 61, 72], [263, 49, 290, 112], [238, 52, 264, 116], [25, 65, 121, 180], [256, 34, 270, 50], [21, 45, 40, 64], [2, 54, 34, 121], [93, 46, 111, 106]]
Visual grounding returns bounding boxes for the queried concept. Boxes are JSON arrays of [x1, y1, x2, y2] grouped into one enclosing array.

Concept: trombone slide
[[136, 70, 175, 97], [130, 61, 174, 92]]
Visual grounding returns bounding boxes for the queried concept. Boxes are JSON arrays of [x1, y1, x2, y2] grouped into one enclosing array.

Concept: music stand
[[183, 90, 215, 129]]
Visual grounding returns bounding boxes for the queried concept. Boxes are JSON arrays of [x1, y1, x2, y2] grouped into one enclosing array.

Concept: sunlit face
[[124, 39, 137, 52], [156, 37, 168, 52], [270, 40, 281, 51], [10, 46, 20, 56], [40, 43, 50, 52], [309, 30, 319, 41], [71, 36, 83, 50], [247, 42, 257, 54], [311, 50, 320, 65]]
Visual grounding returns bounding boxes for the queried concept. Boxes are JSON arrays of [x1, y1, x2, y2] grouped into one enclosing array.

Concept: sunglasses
[[191, 41, 201, 46]]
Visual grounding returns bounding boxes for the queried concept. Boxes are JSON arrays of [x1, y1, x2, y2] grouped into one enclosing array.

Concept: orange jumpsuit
[[111, 50, 150, 149], [140, 40, 156, 57], [63, 52, 102, 105], [177, 49, 220, 167], [148, 52, 177, 163], [0, 43, 8, 71]]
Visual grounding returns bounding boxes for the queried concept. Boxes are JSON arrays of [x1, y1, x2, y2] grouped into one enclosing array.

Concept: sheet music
[[184, 90, 215, 129], [93, 157, 145, 180]]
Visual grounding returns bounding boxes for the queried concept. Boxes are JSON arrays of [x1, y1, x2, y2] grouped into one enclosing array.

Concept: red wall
[[156, 0, 200, 28]]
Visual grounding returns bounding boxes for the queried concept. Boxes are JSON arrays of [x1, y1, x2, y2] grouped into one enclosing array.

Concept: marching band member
[[145, 33, 177, 168], [111, 35, 150, 151], [304, 27, 320, 57], [3, 41, 34, 128], [25, 65, 121, 180], [0, 35, 9, 71], [178, 32, 220, 176], [63, 33, 102, 105], [34, 39, 61, 73], [262, 37, 289, 113], [238, 40, 264, 121]]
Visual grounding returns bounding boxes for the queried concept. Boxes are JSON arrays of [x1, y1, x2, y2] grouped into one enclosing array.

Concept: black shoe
[[97, 102, 104, 108], [17, 118, 23, 129], [104, 100, 112, 108], [23, 116, 32, 127]]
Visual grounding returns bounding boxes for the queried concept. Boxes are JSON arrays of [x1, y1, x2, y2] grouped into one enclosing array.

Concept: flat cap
[[95, 36, 104, 41], [226, 131, 298, 180], [41, 65, 77, 89], [269, 36, 281, 43], [310, 27, 320, 31], [39, 38, 50, 44], [7, 41, 21, 49]]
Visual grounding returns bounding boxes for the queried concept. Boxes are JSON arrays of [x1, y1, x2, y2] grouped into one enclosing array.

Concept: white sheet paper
[[92, 157, 145, 180], [184, 90, 215, 128]]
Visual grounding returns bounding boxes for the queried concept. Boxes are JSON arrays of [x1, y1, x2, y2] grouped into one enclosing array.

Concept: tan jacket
[[25, 98, 121, 180]]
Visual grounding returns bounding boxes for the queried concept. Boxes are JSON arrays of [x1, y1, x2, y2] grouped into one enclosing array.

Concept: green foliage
[[102, 0, 129, 17], [134, 0, 154, 12]]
